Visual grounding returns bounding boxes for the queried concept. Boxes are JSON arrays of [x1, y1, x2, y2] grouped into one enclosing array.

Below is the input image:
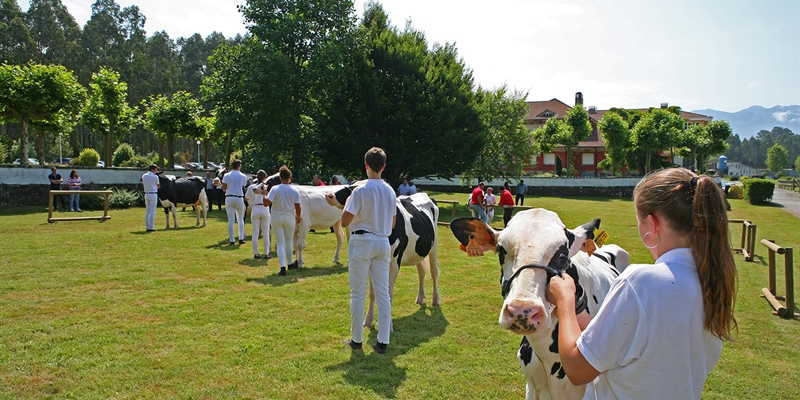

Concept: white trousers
[[145, 193, 158, 230], [251, 205, 271, 256], [271, 213, 295, 268], [348, 234, 391, 344], [225, 196, 246, 242]]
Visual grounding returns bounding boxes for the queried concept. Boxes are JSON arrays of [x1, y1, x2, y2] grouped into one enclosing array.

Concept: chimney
[[588, 106, 597, 114], [575, 92, 583, 106], [660, 102, 668, 109]]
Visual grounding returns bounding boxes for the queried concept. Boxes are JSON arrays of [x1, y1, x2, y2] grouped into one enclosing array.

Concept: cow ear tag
[[464, 234, 485, 257], [594, 229, 609, 247], [584, 239, 597, 256]]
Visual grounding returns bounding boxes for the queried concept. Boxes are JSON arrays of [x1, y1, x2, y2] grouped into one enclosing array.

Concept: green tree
[[112, 142, 134, 166], [0, 63, 85, 166], [597, 111, 630, 175], [677, 123, 707, 171], [631, 108, 684, 173], [794, 154, 800, 171], [25, 0, 81, 69], [81, 67, 138, 165], [315, 2, 484, 185], [532, 115, 572, 155], [78, 0, 124, 84], [142, 90, 204, 168], [461, 85, 533, 182], [766, 143, 789, 173], [0, 0, 36, 64], [696, 120, 731, 173], [562, 104, 592, 177]]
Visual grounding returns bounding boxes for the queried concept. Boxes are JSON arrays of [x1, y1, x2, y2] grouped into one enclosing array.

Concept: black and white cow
[[157, 174, 208, 229], [450, 209, 628, 400], [327, 188, 440, 327]]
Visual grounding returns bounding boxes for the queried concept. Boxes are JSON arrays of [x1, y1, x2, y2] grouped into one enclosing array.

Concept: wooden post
[[47, 190, 113, 223], [766, 239, 777, 295], [785, 247, 794, 318], [760, 239, 795, 319]]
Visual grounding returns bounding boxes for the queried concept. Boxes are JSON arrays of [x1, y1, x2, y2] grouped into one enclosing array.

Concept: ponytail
[[634, 168, 737, 340], [691, 175, 738, 340]]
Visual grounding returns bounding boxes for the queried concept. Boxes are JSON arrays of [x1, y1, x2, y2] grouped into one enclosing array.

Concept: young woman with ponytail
[[547, 167, 737, 399]]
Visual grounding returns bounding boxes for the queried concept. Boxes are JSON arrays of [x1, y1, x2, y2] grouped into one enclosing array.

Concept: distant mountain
[[692, 105, 800, 139]]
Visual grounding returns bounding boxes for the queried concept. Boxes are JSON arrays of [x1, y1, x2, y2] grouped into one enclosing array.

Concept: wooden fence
[[48, 190, 112, 223], [776, 179, 799, 191], [729, 219, 757, 261], [760, 239, 796, 318]]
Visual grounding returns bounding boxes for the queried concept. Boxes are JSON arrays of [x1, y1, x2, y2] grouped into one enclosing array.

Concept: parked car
[[205, 162, 220, 170], [13, 158, 40, 165], [172, 164, 186, 170], [184, 162, 203, 170], [97, 160, 105, 167], [51, 157, 72, 165]]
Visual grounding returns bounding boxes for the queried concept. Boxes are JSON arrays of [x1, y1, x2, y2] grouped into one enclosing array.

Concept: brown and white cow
[[326, 187, 440, 327], [450, 209, 628, 400]]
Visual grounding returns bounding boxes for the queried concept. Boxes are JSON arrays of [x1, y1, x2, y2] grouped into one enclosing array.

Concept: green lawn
[[0, 194, 798, 399]]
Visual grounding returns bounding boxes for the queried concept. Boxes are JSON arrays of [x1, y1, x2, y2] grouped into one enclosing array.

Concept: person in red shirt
[[470, 182, 488, 223], [499, 181, 515, 227], [313, 175, 326, 186]]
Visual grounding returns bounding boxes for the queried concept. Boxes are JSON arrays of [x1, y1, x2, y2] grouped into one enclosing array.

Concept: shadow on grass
[[325, 305, 449, 398], [245, 263, 346, 287]]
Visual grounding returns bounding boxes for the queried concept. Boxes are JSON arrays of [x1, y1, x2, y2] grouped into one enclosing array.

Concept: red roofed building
[[523, 93, 713, 176]]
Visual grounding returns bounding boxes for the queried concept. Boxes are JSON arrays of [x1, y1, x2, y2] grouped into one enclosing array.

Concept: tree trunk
[[20, 119, 29, 166], [36, 129, 46, 165], [167, 133, 175, 168], [157, 142, 165, 168], [645, 152, 652, 173]]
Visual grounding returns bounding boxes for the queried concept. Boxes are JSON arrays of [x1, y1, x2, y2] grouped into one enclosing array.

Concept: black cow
[[327, 188, 440, 328], [157, 174, 208, 229]]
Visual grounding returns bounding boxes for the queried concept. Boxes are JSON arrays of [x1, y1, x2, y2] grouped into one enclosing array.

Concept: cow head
[[324, 182, 363, 209], [450, 209, 600, 335]]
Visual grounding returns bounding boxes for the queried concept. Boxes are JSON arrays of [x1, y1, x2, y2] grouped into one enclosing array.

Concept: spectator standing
[[341, 147, 396, 354], [499, 182, 515, 227], [515, 180, 527, 206], [246, 170, 271, 260], [547, 168, 737, 398], [397, 179, 411, 196], [484, 187, 497, 222], [470, 182, 488, 223], [67, 170, 82, 212], [313, 175, 326, 186], [222, 159, 248, 245], [264, 166, 301, 276], [142, 164, 160, 232], [330, 176, 341, 185], [205, 171, 215, 212], [407, 180, 417, 195], [48, 167, 67, 211]]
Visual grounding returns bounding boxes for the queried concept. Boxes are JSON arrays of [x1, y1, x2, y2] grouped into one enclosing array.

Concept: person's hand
[[546, 273, 577, 310]]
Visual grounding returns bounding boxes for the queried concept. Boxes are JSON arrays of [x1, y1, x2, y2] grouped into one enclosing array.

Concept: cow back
[[389, 193, 439, 267]]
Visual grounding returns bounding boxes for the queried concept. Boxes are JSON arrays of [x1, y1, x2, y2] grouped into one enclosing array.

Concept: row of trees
[[725, 127, 799, 167]]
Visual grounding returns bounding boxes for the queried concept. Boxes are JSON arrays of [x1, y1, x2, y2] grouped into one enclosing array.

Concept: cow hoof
[[416, 297, 425, 305]]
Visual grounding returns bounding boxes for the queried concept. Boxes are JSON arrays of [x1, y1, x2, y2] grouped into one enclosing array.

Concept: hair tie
[[688, 176, 698, 198]]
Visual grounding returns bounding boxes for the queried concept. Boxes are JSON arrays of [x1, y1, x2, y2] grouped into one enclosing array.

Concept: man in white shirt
[[222, 159, 249, 245], [342, 147, 397, 354], [141, 164, 160, 232]]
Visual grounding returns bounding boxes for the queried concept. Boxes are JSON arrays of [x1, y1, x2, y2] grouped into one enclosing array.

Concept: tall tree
[[315, 2, 484, 185], [695, 120, 731, 173], [0, 0, 36, 64], [25, 0, 81, 69], [81, 67, 138, 165], [597, 111, 630, 175], [238, 0, 355, 178], [142, 90, 204, 168], [462, 85, 533, 182], [532, 116, 572, 175], [630, 108, 684, 173], [0, 63, 85, 166], [78, 0, 124, 84], [562, 104, 592, 176], [766, 143, 789, 173]]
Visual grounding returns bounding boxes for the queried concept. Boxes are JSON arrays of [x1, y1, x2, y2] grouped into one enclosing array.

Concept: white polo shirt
[[142, 171, 159, 193], [266, 183, 300, 215], [344, 178, 396, 237], [222, 170, 248, 197]]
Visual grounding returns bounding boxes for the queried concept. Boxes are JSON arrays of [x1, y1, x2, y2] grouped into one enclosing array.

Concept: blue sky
[[23, 0, 800, 113]]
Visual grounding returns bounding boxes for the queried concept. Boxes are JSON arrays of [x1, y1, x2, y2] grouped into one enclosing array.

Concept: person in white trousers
[[341, 147, 397, 355], [222, 159, 248, 245], [264, 165, 301, 276], [246, 170, 271, 260], [141, 164, 160, 232]]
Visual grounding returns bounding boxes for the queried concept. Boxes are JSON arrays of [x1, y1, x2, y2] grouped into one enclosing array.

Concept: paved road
[[771, 188, 800, 220]]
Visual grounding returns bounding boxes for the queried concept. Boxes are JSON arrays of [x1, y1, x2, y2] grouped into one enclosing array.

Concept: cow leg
[[415, 261, 427, 305], [163, 207, 171, 229], [364, 277, 376, 328], [332, 220, 343, 264], [291, 226, 308, 269], [429, 251, 440, 306], [171, 206, 179, 229]]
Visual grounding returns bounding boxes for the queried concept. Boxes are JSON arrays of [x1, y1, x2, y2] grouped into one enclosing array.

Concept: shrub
[[741, 176, 749, 181], [112, 143, 135, 167], [775, 171, 784, 179], [729, 175, 739, 181], [121, 155, 154, 168], [743, 178, 775, 205], [761, 171, 770, 178], [71, 148, 101, 166], [108, 188, 144, 209]]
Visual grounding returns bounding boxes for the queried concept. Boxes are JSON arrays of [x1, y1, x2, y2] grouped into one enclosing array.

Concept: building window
[[685, 122, 699, 130], [543, 153, 555, 165], [582, 153, 594, 165]]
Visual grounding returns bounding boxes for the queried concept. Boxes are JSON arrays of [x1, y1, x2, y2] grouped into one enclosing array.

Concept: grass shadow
[[245, 263, 346, 287], [325, 305, 449, 398]]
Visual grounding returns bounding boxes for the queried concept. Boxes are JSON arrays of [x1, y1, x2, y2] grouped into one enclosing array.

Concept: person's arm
[[547, 274, 600, 385], [263, 192, 271, 207], [341, 210, 354, 227]]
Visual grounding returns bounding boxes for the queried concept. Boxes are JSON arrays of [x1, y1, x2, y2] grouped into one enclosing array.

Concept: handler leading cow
[[450, 209, 628, 400]]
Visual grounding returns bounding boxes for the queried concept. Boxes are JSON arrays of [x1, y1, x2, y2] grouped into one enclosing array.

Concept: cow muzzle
[[500, 299, 551, 334]]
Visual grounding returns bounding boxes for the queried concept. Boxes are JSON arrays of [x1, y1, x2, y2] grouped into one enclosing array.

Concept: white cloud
[[746, 81, 761, 89]]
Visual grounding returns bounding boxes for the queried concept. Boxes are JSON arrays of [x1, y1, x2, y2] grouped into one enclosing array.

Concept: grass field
[[1, 193, 798, 399]]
